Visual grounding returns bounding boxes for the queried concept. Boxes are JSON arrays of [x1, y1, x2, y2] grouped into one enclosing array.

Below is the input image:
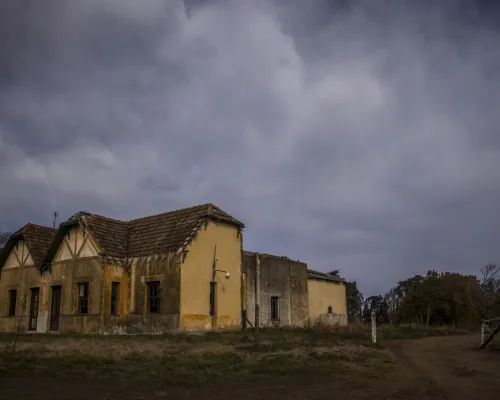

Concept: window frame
[[270, 296, 280, 322], [328, 306, 333, 314], [8, 289, 17, 317], [146, 281, 160, 314], [77, 283, 89, 315], [110, 281, 120, 315]]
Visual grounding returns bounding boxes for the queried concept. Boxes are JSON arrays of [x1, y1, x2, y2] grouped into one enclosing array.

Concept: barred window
[[147, 281, 160, 313]]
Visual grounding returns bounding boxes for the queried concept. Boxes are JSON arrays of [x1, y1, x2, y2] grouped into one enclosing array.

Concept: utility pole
[[255, 253, 260, 348], [52, 212, 58, 229]]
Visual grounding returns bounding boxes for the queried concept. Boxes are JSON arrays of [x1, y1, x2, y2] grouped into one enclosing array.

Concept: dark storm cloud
[[1, 0, 500, 296]]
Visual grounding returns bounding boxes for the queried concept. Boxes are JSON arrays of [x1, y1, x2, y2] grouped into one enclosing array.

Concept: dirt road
[[0, 334, 498, 399], [391, 334, 500, 400]]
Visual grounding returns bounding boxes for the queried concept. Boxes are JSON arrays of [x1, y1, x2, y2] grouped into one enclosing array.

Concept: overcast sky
[[1, 0, 499, 296]]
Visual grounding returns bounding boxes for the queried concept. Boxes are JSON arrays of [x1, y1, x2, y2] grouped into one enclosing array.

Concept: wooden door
[[29, 288, 40, 331], [50, 286, 62, 331]]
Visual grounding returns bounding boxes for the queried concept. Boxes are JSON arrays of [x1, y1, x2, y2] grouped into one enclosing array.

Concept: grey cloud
[[138, 174, 182, 193], [1, 0, 500, 297]]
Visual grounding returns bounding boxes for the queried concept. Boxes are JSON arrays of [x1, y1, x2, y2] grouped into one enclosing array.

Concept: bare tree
[[0, 230, 11, 248], [468, 264, 500, 320]]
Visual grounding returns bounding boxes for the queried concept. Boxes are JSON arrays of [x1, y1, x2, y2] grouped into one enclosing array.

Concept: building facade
[[0, 203, 348, 334], [243, 251, 309, 328], [307, 270, 348, 326], [0, 203, 244, 334]]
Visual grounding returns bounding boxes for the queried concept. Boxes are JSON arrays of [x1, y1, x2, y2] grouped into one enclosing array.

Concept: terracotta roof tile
[[53, 203, 244, 259], [80, 213, 128, 258], [127, 203, 243, 257], [307, 269, 345, 283], [12, 224, 57, 267]]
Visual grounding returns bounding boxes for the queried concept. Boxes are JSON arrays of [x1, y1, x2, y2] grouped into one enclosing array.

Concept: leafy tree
[[346, 281, 364, 319], [328, 271, 364, 320], [382, 268, 491, 328]]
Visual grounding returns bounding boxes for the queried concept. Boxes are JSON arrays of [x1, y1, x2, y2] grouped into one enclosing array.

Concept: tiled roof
[[80, 213, 128, 258], [47, 203, 244, 260], [10, 224, 57, 267], [307, 269, 346, 283], [128, 203, 242, 257]]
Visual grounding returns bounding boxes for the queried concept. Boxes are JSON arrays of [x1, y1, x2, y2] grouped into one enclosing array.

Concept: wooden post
[[371, 310, 377, 344], [255, 253, 260, 348], [481, 322, 485, 347], [480, 321, 500, 349]]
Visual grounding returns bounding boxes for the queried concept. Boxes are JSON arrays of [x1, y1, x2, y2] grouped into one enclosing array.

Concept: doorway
[[29, 287, 40, 331], [50, 286, 62, 331]]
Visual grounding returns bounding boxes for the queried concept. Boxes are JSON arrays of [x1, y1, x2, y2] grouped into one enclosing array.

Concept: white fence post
[[371, 310, 377, 344]]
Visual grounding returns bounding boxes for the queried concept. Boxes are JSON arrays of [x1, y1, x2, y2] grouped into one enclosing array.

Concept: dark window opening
[[147, 281, 160, 313], [78, 283, 89, 314], [111, 282, 119, 315], [328, 306, 333, 314], [8, 290, 17, 316], [271, 296, 280, 321], [209, 281, 217, 316]]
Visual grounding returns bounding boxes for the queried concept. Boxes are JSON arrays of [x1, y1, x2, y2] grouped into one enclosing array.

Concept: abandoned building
[[243, 251, 309, 328], [0, 204, 244, 334], [0, 203, 348, 334], [307, 269, 348, 326], [242, 252, 347, 328]]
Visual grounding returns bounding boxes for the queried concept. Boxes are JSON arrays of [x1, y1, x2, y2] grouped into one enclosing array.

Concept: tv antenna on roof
[[52, 212, 58, 229]]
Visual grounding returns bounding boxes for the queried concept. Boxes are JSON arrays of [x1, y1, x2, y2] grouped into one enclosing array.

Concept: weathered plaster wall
[[180, 221, 242, 331], [289, 262, 309, 327], [3, 239, 34, 270], [0, 239, 44, 333], [243, 252, 309, 328], [307, 279, 348, 326], [109, 253, 180, 334], [0, 266, 41, 333], [53, 225, 99, 262], [44, 258, 104, 333]]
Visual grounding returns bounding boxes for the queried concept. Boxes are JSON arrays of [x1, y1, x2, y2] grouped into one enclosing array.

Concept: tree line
[[331, 264, 500, 328]]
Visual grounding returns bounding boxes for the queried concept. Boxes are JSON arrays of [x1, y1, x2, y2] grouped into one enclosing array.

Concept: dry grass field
[[0, 324, 498, 400]]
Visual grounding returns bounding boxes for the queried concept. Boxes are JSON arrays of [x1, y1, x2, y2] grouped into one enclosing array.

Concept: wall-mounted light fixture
[[215, 269, 231, 280]]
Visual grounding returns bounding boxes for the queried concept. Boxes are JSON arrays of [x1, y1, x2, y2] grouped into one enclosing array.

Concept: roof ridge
[[78, 211, 126, 224], [127, 203, 211, 224]]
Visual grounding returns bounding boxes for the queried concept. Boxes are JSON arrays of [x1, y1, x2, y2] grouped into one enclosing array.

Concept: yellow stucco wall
[[0, 270, 40, 332], [42, 258, 104, 333], [0, 226, 106, 334], [103, 264, 129, 317], [180, 221, 242, 331], [307, 279, 347, 319]]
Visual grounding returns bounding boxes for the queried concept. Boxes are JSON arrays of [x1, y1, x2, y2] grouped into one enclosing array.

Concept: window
[[110, 282, 119, 315], [271, 296, 280, 321], [147, 281, 160, 313], [8, 290, 17, 316], [209, 281, 217, 316], [29, 288, 40, 331], [77, 283, 89, 314], [328, 306, 333, 314]]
